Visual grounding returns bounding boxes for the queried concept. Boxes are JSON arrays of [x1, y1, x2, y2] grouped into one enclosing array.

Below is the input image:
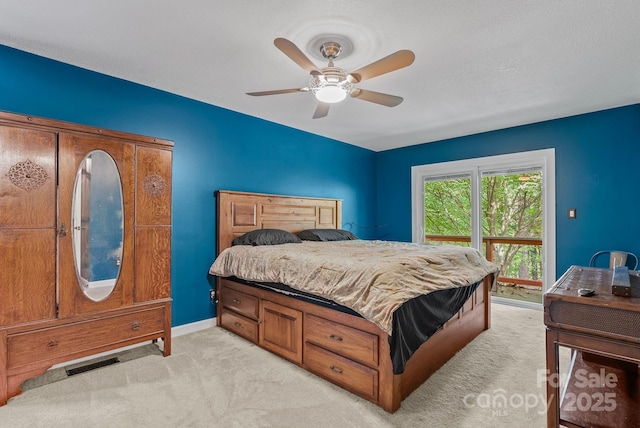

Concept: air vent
[[65, 357, 120, 376]]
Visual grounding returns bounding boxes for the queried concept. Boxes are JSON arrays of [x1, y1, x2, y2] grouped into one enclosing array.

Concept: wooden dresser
[[0, 111, 173, 405]]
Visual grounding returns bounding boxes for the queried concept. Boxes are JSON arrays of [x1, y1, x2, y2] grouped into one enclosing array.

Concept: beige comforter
[[209, 240, 499, 335]]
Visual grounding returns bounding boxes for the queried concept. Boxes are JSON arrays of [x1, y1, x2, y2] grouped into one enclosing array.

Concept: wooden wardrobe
[[0, 111, 172, 405]]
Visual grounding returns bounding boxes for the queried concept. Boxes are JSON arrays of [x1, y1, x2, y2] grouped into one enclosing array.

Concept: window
[[411, 149, 556, 295]]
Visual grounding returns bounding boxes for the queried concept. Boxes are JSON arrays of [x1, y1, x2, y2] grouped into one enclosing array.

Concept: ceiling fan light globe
[[315, 86, 348, 103], [309, 71, 352, 104]]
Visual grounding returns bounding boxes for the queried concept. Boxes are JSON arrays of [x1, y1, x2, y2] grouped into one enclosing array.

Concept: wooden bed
[[213, 190, 493, 412]]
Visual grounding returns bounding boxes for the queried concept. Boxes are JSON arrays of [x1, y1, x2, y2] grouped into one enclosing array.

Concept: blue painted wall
[[376, 104, 640, 278], [0, 45, 376, 326]]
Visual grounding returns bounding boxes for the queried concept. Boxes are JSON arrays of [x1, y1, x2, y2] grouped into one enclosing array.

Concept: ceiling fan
[[247, 38, 415, 119]]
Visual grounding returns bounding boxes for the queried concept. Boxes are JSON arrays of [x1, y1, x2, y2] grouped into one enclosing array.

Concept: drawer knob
[[329, 365, 343, 374], [232, 299, 241, 305], [132, 321, 140, 330], [47, 339, 58, 348], [329, 334, 343, 342], [233, 322, 242, 328]]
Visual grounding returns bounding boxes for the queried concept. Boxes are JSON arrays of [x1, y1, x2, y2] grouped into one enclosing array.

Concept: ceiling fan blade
[[348, 50, 415, 83], [274, 38, 321, 75], [350, 89, 403, 107], [313, 102, 330, 119], [246, 88, 308, 96]]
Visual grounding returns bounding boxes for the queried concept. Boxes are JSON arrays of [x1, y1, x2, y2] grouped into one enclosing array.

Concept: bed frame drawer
[[304, 342, 379, 401], [305, 314, 379, 367], [222, 288, 259, 320], [220, 310, 258, 343]]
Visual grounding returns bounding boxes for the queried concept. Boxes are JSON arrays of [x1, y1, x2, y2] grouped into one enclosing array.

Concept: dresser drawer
[[304, 342, 378, 401], [7, 307, 165, 369], [220, 310, 258, 343], [222, 288, 259, 320], [305, 314, 378, 367]]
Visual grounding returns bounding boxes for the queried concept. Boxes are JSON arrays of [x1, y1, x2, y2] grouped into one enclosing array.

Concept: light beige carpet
[[0, 304, 552, 428]]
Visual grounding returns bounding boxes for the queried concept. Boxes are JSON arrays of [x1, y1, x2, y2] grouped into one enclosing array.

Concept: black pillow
[[232, 229, 302, 246], [297, 229, 358, 242]]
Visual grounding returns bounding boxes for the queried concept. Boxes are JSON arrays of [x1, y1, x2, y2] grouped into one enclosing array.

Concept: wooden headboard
[[215, 190, 342, 254]]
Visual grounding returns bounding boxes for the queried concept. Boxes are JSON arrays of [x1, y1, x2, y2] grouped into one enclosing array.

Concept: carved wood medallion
[[142, 173, 167, 197], [6, 159, 49, 192]]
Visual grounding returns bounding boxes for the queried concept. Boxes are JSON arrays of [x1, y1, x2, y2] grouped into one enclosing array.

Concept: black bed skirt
[[389, 281, 481, 374], [209, 274, 481, 374]]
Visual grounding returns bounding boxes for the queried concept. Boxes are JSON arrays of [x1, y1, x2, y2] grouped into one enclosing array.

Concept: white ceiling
[[0, 1, 639, 152]]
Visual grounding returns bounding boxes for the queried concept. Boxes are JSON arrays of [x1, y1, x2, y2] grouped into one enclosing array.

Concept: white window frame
[[411, 149, 556, 292]]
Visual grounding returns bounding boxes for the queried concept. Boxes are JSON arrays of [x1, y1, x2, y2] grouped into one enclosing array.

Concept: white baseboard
[[51, 317, 217, 369], [172, 317, 217, 337]]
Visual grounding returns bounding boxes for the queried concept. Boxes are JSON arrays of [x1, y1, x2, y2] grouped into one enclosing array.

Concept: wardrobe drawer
[[7, 308, 165, 369], [305, 314, 378, 367], [222, 288, 259, 320], [220, 310, 258, 343], [304, 342, 378, 401]]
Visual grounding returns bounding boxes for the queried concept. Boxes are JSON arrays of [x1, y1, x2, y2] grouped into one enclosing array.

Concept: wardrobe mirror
[[72, 150, 124, 301]]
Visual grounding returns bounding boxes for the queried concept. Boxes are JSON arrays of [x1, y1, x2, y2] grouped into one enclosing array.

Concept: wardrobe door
[[0, 125, 57, 325], [134, 146, 172, 302], [57, 133, 135, 317]]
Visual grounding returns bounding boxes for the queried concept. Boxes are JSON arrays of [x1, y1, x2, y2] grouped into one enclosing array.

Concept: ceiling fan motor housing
[[320, 41, 343, 60]]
